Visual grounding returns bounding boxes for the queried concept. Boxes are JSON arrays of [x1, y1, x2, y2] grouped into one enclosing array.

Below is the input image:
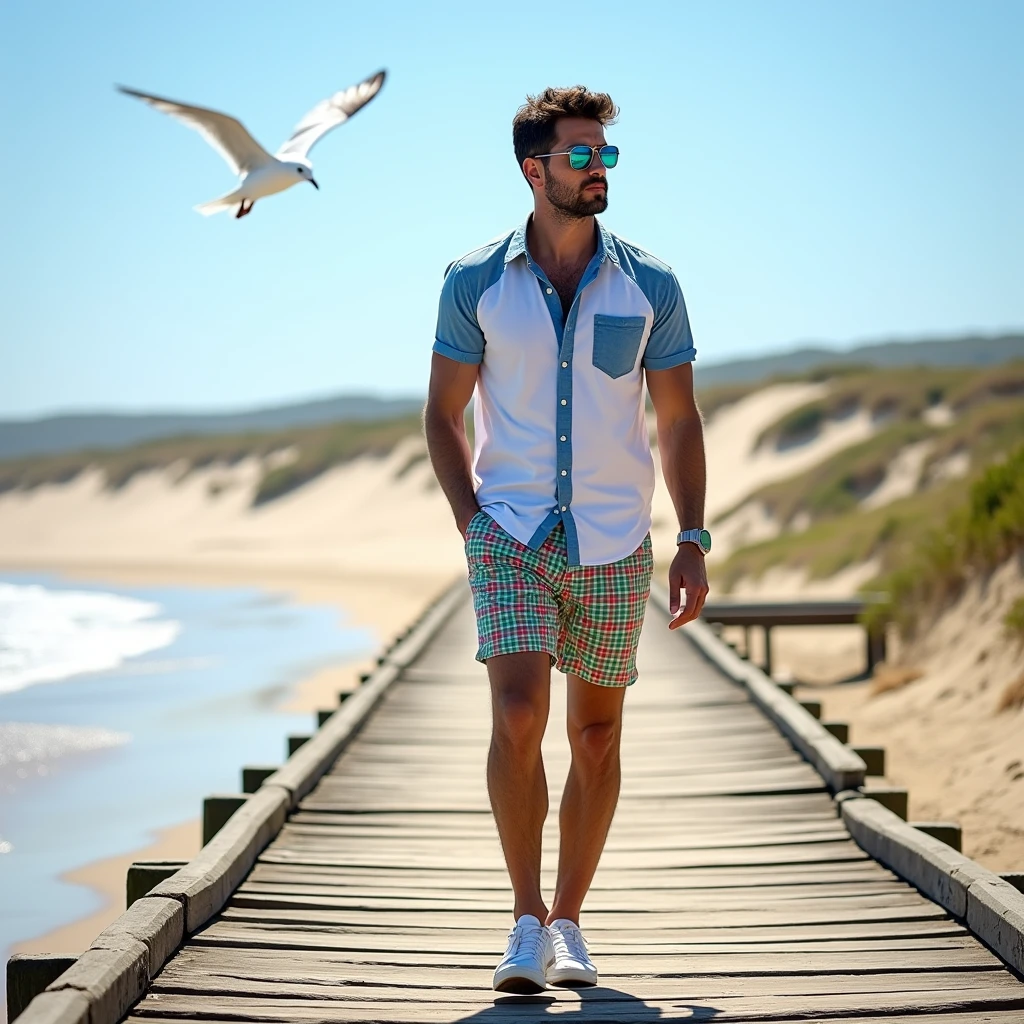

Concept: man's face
[[538, 117, 609, 218]]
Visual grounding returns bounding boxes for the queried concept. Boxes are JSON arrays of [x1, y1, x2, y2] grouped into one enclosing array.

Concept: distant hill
[[694, 333, 1024, 387], [0, 394, 424, 462], [3, 333, 1021, 462]]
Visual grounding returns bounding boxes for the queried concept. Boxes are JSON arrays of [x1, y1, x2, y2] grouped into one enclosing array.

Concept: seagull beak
[[309, 178, 319, 190]]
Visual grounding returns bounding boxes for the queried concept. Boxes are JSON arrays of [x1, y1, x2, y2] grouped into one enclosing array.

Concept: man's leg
[[486, 650, 552, 922], [547, 675, 626, 924]]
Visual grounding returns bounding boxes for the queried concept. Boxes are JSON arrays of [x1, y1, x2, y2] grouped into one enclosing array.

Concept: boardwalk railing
[[8, 579, 1024, 1024], [700, 596, 889, 677]]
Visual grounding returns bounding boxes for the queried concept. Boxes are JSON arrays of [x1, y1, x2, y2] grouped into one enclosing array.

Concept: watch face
[[699, 529, 712, 552]]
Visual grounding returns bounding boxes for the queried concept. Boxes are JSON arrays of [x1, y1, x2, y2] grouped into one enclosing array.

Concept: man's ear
[[522, 157, 544, 190]]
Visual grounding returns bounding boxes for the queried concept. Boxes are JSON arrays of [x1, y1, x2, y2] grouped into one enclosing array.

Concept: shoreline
[[2, 558, 459, 958], [11, 819, 200, 957]]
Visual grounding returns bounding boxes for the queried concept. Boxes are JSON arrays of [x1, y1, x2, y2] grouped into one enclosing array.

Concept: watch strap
[[677, 528, 711, 554]]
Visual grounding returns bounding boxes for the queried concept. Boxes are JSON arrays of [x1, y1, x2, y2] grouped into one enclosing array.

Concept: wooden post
[[775, 681, 795, 696], [337, 691, 352, 704], [241, 765, 278, 794], [763, 625, 773, 677], [317, 709, 334, 727], [742, 625, 750, 660], [6, 955, 78, 1023], [911, 822, 962, 852], [288, 735, 311, 756], [823, 721, 849, 743], [852, 745, 886, 776], [126, 860, 188, 907], [202, 794, 249, 846], [799, 700, 822, 720], [866, 623, 887, 674], [862, 785, 908, 820]]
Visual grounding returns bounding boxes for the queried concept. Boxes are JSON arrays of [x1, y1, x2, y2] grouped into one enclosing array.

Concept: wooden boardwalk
[[126, 594, 1024, 1023]]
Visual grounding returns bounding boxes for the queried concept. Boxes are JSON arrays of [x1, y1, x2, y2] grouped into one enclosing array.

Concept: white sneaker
[[492, 914, 554, 993], [546, 918, 598, 987]]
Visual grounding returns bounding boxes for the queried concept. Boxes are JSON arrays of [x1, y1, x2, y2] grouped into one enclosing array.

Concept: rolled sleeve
[[641, 270, 696, 370], [433, 262, 485, 365]]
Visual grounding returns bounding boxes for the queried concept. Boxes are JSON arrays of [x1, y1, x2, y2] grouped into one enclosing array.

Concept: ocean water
[[0, 571, 373, 962]]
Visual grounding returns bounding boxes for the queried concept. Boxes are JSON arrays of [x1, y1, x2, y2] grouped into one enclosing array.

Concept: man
[[424, 85, 709, 993]]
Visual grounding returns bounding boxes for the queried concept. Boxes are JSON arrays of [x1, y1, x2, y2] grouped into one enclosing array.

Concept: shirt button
[[561, 361, 568, 368], [561, 470, 567, 476], [561, 506, 567, 512], [560, 435, 567, 442], [560, 399, 567, 406], [546, 287, 553, 295]]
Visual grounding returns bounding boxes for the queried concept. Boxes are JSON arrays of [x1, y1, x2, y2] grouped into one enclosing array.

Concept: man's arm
[[645, 361, 709, 629], [424, 352, 480, 537]]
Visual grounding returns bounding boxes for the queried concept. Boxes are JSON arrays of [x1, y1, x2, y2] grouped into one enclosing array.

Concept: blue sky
[[2, 1, 1021, 418]]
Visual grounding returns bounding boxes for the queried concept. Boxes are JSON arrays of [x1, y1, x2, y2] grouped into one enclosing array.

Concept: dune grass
[[754, 362, 1024, 451], [1004, 597, 1024, 643], [0, 412, 425, 506], [862, 442, 1024, 638]]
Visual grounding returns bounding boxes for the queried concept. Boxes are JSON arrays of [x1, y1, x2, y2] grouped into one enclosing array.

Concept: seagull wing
[[117, 85, 275, 176], [275, 70, 386, 161]]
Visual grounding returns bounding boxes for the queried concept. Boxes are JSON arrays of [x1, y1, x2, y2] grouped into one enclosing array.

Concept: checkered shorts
[[464, 511, 653, 687]]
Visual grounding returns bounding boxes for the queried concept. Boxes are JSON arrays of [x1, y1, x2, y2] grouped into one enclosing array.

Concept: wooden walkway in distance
[[126, 594, 1024, 1023]]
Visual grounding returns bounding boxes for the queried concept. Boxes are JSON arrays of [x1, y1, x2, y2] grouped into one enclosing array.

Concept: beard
[[544, 174, 608, 218]]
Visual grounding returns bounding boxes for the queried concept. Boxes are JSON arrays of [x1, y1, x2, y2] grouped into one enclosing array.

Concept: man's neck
[[526, 206, 598, 269]]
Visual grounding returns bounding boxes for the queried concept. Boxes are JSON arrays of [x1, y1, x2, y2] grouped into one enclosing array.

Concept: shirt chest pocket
[[592, 314, 647, 379]]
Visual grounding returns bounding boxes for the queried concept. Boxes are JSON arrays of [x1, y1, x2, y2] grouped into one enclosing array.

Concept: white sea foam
[[0, 582, 180, 694]]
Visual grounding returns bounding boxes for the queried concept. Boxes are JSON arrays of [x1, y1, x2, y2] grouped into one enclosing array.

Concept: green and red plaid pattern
[[465, 511, 653, 687]]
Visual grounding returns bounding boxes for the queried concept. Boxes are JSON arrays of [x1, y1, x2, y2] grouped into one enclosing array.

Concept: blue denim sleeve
[[641, 270, 697, 371], [433, 262, 485, 365]]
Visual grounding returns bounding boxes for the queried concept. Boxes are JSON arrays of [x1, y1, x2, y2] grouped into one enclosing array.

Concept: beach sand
[[808, 556, 1024, 871]]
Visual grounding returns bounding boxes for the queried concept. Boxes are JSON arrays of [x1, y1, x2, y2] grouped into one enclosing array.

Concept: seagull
[[117, 70, 386, 219]]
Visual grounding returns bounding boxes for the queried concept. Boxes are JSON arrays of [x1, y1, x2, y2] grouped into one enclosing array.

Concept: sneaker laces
[[506, 919, 547, 961], [551, 920, 589, 963]]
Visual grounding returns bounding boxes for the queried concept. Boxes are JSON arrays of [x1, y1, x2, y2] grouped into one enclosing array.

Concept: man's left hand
[[667, 543, 709, 630]]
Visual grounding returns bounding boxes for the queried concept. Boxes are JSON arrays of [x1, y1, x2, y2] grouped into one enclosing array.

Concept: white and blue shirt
[[433, 218, 696, 566]]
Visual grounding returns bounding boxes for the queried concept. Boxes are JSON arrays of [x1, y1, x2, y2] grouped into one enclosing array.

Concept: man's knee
[[493, 687, 547, 752], [488, 653, 549, 753], [569, 718, 620, 770]]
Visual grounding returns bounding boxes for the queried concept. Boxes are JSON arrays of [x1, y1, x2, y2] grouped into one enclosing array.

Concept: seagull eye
[[296, 167, 303, 174]]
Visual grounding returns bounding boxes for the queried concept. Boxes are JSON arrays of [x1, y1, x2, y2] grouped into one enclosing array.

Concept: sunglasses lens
[[599, 146, 619, 169], [568, 147, 593, 170]]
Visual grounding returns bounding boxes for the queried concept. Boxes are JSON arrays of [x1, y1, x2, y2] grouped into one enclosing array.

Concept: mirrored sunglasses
[[533, 145, 620, 171]]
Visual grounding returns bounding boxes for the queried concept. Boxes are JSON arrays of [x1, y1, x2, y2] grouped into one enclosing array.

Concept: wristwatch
[[677, 528, 712, 555]]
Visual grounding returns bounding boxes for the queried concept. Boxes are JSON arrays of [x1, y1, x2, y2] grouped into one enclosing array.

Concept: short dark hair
[[512, 86, 619, 171]]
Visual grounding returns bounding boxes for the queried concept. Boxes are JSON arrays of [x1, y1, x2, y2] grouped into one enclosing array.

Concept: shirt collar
[[505, 216, 619, 266]]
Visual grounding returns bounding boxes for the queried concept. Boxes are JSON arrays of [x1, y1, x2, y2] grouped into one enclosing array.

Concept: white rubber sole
[[547, 963, 598, 987], [492, 962, 549, 993]]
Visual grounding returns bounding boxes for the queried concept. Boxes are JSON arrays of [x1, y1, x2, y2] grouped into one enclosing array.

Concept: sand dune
[[815, 556, 1024, 870]]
